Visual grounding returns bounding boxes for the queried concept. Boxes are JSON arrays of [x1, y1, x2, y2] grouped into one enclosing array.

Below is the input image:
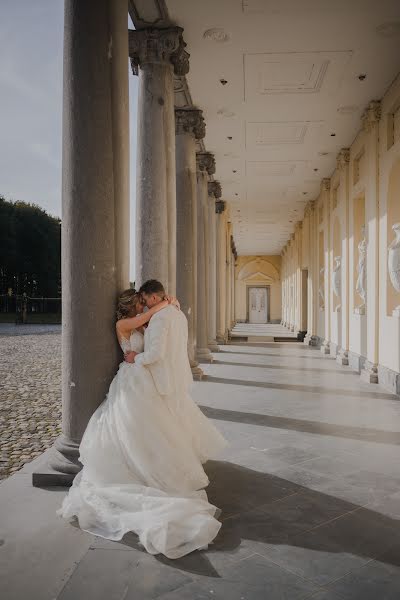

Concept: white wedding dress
[[57, 330, 227, 559]]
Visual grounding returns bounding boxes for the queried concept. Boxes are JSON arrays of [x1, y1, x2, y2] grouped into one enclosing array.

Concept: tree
[[0, 195, 61, 297]]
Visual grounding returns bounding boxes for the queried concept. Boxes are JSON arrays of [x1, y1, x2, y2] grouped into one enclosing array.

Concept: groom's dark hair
[[139, 279, 165, 297]]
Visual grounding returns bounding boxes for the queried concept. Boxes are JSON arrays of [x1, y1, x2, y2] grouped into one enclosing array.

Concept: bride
[[57, 287, 227, 559]]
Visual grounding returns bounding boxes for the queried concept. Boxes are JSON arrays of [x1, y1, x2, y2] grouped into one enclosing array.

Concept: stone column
[[321, 179, 332, 354], [216, 200, 227, 342], [360, 101, 381, 384], [196, 152, 215, 362], [175, 108, 205, 379], [129, 27, 189, 291], [225, 222, 232, 336], [111, 0, 130, 291], [336, 149, 351, 366], [304, 201, 318, 345], [33, 0, 128, 486], [231, 237, 237, 328], [207, 182, 221, 351]]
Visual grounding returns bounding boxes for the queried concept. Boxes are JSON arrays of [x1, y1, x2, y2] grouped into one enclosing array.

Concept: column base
[[216, 334, 226, 344], [32, 434, 81, 487], [190, 358, 204, 381], [304, 334, 319, 346], [208, 339, 220, 352], [320, 339, 330, 355], [196, 347, 214, 363], [336, 349, 349, 366], [360, 360, 379, 384]]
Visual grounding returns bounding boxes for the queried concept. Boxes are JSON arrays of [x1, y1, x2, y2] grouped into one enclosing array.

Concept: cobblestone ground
[[0, 333, 61, 480]]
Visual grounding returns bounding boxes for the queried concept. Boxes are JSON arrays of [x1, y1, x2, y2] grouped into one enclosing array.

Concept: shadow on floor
[[199, 405, 400, 445], [213, 360, 355, 375], [117, 461, 400, 579], [204, 375, 396, 401], [220, 349, 336, 361]]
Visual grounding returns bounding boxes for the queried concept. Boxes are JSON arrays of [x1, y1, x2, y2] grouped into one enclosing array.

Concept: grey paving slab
[[327, 544, 400, 600], [253, 505, 400, 586], [0, 453, 93, 600], [158, 553, 319, 600], [2, 338, 400, 600], [58, 548, 193, 600]]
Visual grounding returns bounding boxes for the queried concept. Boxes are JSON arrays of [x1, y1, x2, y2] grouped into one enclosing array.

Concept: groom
[[124, 279, 193, 395]]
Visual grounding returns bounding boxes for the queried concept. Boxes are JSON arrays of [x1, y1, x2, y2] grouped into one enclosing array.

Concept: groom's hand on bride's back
[[124, 351, 138, 363]]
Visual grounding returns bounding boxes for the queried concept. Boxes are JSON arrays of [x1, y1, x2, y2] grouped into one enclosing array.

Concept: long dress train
[[57, 331, 227, 559]]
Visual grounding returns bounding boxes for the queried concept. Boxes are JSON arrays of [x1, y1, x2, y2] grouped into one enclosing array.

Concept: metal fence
[[0, 293, 61, 324]]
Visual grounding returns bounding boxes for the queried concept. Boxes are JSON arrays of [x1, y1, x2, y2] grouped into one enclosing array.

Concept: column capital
[[304, 200, 316, 217], [175, 108, 205, 139], [129, 27, 189, 76], [321, 178, 331, 192], [196, 152, 216, 175], [336, 148, 350, 171], [208, 180, 222, 198], [215, 199, 226, 214], [362, 100, 381, 132]]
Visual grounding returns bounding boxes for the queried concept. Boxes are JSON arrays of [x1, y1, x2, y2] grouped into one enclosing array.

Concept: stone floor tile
[[58, 548, 192, 600], [328, 545, 400, 599], [157, 553, 318, 600]]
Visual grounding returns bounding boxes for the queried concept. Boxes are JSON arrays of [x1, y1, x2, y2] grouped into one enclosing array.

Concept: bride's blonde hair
[[116, 288, 142, 321]]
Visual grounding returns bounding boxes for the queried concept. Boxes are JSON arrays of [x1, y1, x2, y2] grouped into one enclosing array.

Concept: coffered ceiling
[[130, 0, 400, 255]]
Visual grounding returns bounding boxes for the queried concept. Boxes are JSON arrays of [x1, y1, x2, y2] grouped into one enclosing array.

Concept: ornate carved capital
[[321, 178, 331, 192], [295, 221, 303, 232], [208, 181, 222, 199], [362, 100, 381, 132], [196, 152, 216, 175], [175, 109, 205, 139], [215, 199, 226, 214], [129, 27, 189, 76], [336, 148, 350, 171], [304, 200, 316, 217]]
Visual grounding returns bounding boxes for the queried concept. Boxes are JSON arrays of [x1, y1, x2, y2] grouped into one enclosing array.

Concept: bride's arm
[[116, 299, 169, 335]]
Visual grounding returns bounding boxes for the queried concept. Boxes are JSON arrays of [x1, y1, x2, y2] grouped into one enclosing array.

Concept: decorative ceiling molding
[[128, 0, 169, 29]]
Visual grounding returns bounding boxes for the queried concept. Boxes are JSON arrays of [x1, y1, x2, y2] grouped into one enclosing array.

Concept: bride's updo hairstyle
[[116, 288, 141, 321]]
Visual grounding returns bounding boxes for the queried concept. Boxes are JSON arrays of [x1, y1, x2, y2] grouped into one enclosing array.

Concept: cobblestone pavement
[[0, 333, 61, 480]]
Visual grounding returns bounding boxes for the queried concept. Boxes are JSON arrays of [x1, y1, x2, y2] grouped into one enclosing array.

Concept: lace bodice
[[119, 330, 144, 354]]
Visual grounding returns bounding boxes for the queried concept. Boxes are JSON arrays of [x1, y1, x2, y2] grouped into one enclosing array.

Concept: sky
[[0, 1, 138, 280]]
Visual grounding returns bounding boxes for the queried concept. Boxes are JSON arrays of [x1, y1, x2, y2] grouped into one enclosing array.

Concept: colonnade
[[33, 0, 236, 485], [281, 73, 400, 396]]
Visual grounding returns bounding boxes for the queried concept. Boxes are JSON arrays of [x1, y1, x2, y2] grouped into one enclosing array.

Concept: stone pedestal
[[130, 27, 189, 291], [336, 349, 349, 366], [320, 339, 331, 355], [33, 0, 129, 486], [360, 358, 378, 384], [196, 153, 215, 362], [175, 109, 205, 380]]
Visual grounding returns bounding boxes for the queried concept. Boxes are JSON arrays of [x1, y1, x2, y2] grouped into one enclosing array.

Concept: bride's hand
[[165, 295, 180, 310]]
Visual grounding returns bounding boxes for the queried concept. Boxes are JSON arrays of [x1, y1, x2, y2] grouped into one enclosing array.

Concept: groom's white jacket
[[134, 305, 193, 396]]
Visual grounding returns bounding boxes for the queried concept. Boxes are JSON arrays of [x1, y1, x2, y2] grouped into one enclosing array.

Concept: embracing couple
[[58, 279, 227, 559]]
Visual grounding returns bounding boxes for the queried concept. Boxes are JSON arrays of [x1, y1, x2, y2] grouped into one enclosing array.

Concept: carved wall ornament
[[332, 256, 342, 303], [208, 181, 222, 199], [196, 152, 216, 175], [355, 225, 367, 313], [362, 100, 381, 132], [129, 27, 189, 76], [388, 222, 400, 311], [319, 267, 325, 310], [175, 109, 205, 139], [203, 28, 231, 43]]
